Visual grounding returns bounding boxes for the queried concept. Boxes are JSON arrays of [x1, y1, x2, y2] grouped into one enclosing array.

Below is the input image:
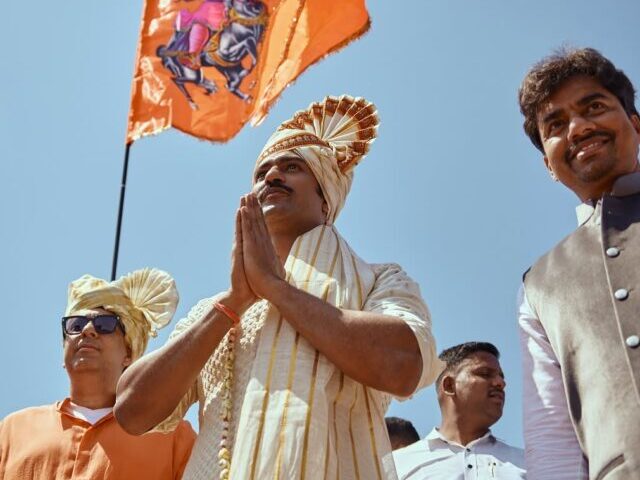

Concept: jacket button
[[606, 247, 620, 257], [615, 288, 629, 300], [626, 335, 640, 348]]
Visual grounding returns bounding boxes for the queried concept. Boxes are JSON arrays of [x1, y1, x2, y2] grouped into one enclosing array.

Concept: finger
[[245, 196, 263, 238], [254, 197, 270, 238], [240, 207, 254, 242], [247, 193, 268, 238], [234, 208, 243, 250], [245, 193, 259, 223]]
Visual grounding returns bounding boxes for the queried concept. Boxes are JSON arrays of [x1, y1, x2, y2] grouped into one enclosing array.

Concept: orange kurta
[[0, 399, 196, 480]]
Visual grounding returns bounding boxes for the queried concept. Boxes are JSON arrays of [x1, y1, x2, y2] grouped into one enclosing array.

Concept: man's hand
[[240, 193, 286, 299], [224, 198, 258, 315]]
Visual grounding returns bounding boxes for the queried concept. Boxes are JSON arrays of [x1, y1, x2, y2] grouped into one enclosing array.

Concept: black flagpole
[[111, 142, 133, 281]]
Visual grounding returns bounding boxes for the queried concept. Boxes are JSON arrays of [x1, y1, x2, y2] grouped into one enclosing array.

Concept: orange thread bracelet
[[214, 301, 241, 325]]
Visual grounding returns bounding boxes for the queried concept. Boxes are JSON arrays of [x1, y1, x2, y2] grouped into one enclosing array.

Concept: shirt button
[[615, 288, 629, 300], [466, 448, 471, 452], [467, 464, 473, 469], [626, 335, 640, 348], [606, 247, 620, 257]]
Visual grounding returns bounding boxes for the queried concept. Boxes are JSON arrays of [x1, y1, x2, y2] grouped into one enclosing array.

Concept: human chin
[[572, 152, 618, 183], [261, 201, 292, 223], [68, 355, 101, 373]]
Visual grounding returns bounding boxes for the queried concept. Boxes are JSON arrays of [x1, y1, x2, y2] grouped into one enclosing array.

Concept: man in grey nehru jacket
[[518, 47, 640, 480]]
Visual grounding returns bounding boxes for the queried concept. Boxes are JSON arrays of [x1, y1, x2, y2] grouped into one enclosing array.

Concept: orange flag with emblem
[[126, 0, 371, 143]]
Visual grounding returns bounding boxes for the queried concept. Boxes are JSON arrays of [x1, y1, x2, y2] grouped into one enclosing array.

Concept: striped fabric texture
[[159, 224, 442, 479]]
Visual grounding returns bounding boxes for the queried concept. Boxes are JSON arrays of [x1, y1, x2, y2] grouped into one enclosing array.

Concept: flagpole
[[111, 142, 133, 281]]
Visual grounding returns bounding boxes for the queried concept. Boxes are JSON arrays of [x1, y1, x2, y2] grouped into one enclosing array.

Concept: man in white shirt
[[386, 417, 420, 450], [393, 342, 525, 479], [518, 47, 640, 479]]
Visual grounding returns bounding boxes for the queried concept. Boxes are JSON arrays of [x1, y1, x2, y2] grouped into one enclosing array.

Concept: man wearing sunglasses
[[0, 269, 196, 480]]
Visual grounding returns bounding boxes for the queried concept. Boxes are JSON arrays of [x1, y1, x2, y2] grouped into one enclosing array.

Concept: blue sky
[[2, 0, 639, 449]]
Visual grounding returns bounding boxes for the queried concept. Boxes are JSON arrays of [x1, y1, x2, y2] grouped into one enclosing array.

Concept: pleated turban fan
[[256, 95, 380, 224], [64, 269, 179, 361]]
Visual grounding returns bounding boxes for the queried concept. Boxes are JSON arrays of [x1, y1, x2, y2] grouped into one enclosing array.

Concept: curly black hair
[[519, 47, 638, 152]]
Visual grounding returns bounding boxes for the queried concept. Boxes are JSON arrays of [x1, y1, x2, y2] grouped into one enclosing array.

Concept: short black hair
[[437, 342, 500, 385], [385, 417, 419, 448], [519, 47, 638, 152]]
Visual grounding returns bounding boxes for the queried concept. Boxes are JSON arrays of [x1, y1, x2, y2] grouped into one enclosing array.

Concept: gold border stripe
[[273, 331, 301, 478], [348, 385, 361, 480], [301, 236, 338, 478], [299, 348, 320, 480], [350, 252, 364, 308], [305, 225, 326, 282], [273, 226, 326, 478], [327, 372, 345, 480], [249, 313, 284, 480], [322, 417, 331, 479], [249, 237, 304, 479], [363, 386, 383, 480]]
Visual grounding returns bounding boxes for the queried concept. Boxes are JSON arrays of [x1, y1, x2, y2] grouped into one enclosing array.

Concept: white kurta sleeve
[[364, 264, 445, 395], [518, 284, 588, 479]]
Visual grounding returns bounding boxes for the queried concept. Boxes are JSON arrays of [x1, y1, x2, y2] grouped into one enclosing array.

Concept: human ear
[[543, 156, 558, 181], [441, 376, 456, 397], [123, 346, 133, 368], [631, 114, 640, 135]]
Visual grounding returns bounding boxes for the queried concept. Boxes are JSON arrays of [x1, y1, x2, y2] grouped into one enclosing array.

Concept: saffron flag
[[126, 0, 371, 143]]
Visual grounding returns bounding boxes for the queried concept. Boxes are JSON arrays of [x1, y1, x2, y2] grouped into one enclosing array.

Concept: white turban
[[65, 268, 178, 361], [256, 95, 379, 224]]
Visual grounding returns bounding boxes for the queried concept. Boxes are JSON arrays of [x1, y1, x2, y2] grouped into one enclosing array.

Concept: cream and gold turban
[[64, 268, 178, 361], [256, 95, 379, 224]]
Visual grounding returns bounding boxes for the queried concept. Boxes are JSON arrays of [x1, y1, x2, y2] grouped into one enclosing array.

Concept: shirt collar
[[426, 427, 496, 448], [56, 397, 114, 426], [575, 202, 595, 226], [56, 398, 72, 413], [575, 171, 640, 226]]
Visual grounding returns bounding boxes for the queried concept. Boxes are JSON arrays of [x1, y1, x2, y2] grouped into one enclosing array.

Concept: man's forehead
[[72, 307, 113, 316], [256, 151, 304, 167], [538, 76, 614, 117], [253, 152, 308, 181], [461, 351, 501, 369]]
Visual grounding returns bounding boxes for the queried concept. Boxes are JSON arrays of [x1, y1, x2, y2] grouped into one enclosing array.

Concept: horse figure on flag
[[157, 0, 268, 108]]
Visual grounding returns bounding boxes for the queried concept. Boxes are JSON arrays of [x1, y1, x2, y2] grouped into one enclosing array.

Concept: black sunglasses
[[61, 315, 125, 336]]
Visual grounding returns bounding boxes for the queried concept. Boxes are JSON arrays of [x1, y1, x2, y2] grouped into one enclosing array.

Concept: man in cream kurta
[[115, 95, 444, 480]]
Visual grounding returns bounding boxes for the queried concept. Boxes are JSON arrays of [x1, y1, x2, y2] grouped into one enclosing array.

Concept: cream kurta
[[159, 225, 442, 480]]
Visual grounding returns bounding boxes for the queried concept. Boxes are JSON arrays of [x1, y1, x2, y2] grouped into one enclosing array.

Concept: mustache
[[566, 130, 613, 162], [258, 181, 293, 201]]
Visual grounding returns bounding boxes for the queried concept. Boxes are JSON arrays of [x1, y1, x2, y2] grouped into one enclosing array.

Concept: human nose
[[568, 114, 596, 143], [494, 375, 506, 390], [263, 164, 285, 184], [80, 320, 98, 338]]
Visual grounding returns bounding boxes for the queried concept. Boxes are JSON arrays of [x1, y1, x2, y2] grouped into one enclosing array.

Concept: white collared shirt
[[518, 171, 640, 479], [67, 401, 112, 425], [393, 428, 525, 480]]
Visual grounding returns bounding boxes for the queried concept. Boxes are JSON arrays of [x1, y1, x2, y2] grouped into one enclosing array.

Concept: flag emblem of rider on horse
[[157, 0, 268, 108]]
